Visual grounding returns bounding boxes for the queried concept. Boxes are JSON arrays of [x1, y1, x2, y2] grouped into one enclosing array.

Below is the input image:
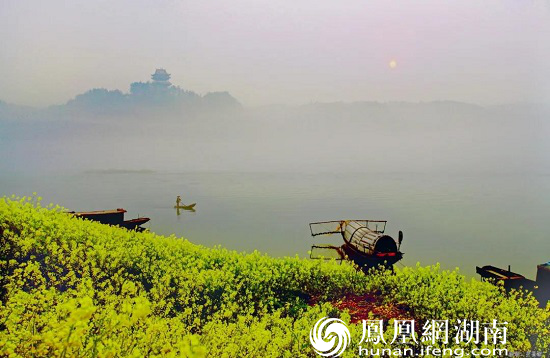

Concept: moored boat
[[476, 263, 549, 307], [309, 220, 404, 269], [69, 208, 127, 225], [119, 217, 150, 231], [68, 208, 150, 231]]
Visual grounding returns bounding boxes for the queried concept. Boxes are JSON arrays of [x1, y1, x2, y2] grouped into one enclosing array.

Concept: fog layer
[[1, 88, 548, 174]]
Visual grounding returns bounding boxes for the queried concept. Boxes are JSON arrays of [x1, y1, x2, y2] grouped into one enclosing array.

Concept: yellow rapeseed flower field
[[0, 196, 548, 357]]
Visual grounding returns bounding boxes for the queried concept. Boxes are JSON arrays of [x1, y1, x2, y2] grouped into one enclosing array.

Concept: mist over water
[[2, 100, 549, 174]]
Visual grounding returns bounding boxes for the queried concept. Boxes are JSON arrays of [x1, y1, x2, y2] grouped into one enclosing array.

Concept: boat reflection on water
[[175, 206, 196, 216]]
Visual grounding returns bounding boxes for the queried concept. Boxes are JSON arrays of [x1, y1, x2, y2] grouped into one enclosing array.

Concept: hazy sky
[[1, 0, 549, 107]]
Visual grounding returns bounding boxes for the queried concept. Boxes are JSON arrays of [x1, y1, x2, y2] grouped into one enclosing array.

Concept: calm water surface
[[1, 171, 548, 278]]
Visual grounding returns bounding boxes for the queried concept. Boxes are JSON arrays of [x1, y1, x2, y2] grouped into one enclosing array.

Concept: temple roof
[[152, 68, 171, 82]]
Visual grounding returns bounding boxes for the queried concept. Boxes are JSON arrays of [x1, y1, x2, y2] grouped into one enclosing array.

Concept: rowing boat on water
[[174, 203, 196, 210]]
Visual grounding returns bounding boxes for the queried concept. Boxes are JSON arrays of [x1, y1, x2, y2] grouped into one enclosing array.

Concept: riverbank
[[0, 196, 548, 357]]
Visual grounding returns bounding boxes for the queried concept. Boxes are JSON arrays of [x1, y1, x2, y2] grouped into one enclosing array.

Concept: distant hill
[[0, 70, 242, 121]]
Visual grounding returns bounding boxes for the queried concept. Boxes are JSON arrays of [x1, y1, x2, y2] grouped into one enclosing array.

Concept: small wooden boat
[[476, 263, 549, 307], [309, 220, 404, 269], [68, 208, 150, 231], [174, 203, 196, 210], [476, 265, 525, 281], [69, 208, 127, 225], [120, 217, 150, 230]]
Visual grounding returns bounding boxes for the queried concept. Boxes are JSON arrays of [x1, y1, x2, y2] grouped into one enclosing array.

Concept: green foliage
[[0, 196, 548, 357]]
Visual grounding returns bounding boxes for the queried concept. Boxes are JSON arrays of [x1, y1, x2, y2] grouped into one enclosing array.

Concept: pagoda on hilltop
[[151, 68, 171, 87], [130, 68, 175, 97]]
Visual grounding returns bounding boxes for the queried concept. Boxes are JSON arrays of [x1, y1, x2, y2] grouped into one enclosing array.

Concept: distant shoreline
[[84, 169, 155, 174]]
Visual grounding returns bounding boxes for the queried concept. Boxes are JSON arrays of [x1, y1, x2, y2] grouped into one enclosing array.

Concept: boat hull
[[120, 218, 150, 231], [69, 209, 149, 231], [70, 209, 126, 225], [174, 203, 196, 210], [342, 243, 403, 269]]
